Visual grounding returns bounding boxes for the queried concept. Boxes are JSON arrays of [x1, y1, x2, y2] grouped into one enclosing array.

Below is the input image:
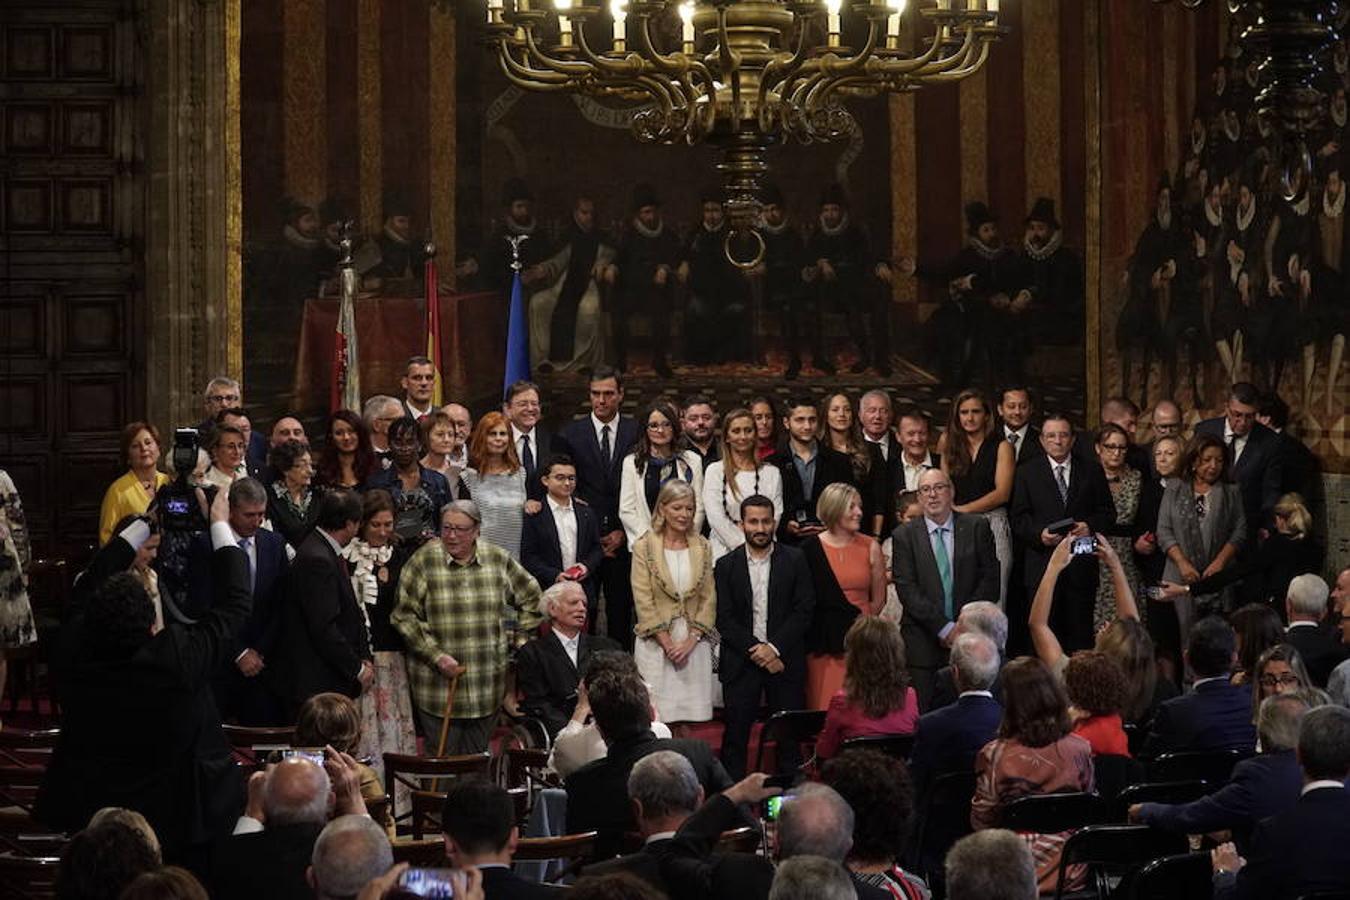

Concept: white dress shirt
[[513, 424, 539, 467], [901, 451, 936, 492], [548, 495, 578, 569], [865, 433, 891, 461], [747, 548, 772, 644], [591, 413, 618, 452], [1223, 422, 1249, 464], [554, 628, 581, 668]]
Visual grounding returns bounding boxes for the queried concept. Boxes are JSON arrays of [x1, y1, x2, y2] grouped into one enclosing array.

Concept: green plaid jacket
[[391, 539, 543, 719]]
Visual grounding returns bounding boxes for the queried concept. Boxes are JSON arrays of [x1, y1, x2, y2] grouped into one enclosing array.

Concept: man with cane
[[392, 500, 544, 754]]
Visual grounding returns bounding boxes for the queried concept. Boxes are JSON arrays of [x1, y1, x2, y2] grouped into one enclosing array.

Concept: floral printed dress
[[0, 470, 36, 649]]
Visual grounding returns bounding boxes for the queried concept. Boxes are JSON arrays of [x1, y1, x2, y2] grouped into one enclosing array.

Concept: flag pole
[[423, 241, 444, 409], [332, 221, 362, 413], [503, 235, 531, 395]]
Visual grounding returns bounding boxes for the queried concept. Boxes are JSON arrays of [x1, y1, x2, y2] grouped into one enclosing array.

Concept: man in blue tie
[[892, 468, 1000, 710]]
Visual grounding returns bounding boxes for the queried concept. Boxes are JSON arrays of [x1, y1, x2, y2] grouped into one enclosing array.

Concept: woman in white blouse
[[619, 401, 704, 547], [702, 407, 783, 561]]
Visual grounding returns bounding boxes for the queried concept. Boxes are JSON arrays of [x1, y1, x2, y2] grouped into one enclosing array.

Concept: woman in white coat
[[702, 407, 783, 561], [619, 401, 704, 547]]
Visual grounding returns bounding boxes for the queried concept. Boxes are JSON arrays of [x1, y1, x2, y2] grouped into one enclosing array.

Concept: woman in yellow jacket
[[99, 422, 170, 545]]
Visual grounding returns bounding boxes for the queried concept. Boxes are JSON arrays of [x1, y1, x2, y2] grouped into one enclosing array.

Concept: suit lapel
[[735, 550, 755, 622], [538, 501, 563, 564]]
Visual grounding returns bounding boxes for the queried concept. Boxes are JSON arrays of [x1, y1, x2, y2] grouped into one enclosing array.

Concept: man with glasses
[[392, 500, 544, 753], [1145, 398, 1183, 478], [200, 376, 267, 469], [439, 403, 474, 476], [1010, 412, 1115, 651], [1195, 382, 1284, 546], [362, 395, 403, 467], [892, 468, 999, 709], [522, 454, 603, 615], [504, 380, 552, 503]]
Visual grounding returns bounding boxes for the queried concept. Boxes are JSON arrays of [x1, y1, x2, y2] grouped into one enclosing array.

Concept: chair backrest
[[1128, 852, 1214, 900], [716, 826, 763, 855], [0, 766, 46, 817], [909, 770, 978, 885], [1055, 825, 1189, 900], [391, 838, 448, 867], [383, 752, 492, 824], [1149, 749, 1246, 787], [754, 709, 827, 772], [221, 725, 297, 770], [0, 728, 60, 768], [1113, 780, 1210, 820], [1092, 753, 1147, 802], [410, 790, 445, 841], [0, 854, 60, 900], [515, 830, 599, 864], [839, 733, 915, 761], [999, 792, 1109, 834]]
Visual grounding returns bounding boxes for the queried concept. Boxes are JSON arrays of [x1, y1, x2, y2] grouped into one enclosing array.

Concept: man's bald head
[[1100, 396, 1139, 438], [777, 783, 854, 862], [263, 758, 331, 827], [1151, 399, 1182, 439], [272, 416, 308, 447]]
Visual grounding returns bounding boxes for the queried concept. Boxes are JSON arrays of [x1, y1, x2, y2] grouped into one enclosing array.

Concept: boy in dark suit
[[714, 496, 816, 778], [766, 398, 854, 547], [521, 454, 604, 618]]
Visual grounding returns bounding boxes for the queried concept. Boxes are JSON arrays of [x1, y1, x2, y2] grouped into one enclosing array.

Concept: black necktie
[[521, 435, 535, 476], [601, 424, 612, 467]]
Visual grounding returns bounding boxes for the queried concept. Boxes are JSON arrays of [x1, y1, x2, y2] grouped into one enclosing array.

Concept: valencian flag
[[332, 261, 361, 413], [424, 255, 444, 407], [504, 254, 530, 393]]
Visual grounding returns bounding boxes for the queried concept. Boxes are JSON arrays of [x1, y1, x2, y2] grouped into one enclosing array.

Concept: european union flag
[[504, 269, 530, 393]]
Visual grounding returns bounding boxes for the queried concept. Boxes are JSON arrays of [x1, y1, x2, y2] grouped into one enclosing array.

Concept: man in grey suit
[[892, 468, 1000, 710]]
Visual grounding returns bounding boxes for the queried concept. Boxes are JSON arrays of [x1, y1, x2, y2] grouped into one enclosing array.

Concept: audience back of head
[[441, 778, 516, 860], [777, 782, 853, 862], [117, 867, 209, 900], [820, 749, 914, 867], [951, 632, 1000, 692], [627, 750, 702, 827], [309, 815, 394, 900], [586, 666, 654, 743], [1258, 693, 1311, 753], [945, 830, 1037, 900], [1187, 616, 1237, 679], [263, 757, 332, 828], [958, 602, 1008, 655], [1299, 705, 1350, 780], [57, 819, 161, 900], [769, 856, 856, 900]]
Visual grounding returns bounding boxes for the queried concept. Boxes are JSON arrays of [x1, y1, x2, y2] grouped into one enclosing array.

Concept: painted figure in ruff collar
[[528, 196, 615, 374], [753, 183, 819, 380], [804, 183, 894, 376], [1012, 197, 1084, 356], [1121, 175, 1189, 398], [1311, 152, 1350, 414], [614, 183, 682, 377], [369, 192, 429, 285], [679, 188, 750, 366], [935, 200, 1018, 385]]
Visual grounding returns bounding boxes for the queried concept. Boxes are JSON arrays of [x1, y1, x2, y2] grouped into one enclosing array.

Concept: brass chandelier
[[483, 0, 1005, 264]]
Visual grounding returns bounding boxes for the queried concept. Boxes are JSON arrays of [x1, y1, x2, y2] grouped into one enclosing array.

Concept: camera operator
[[37, 486, 252, 874], [155, 428, 218, 626]]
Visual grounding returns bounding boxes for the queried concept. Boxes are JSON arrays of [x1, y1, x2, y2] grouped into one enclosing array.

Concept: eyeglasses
[[441, 523, 478, 534], [547, 474, 578, 483], [1100, 443, 1129, 452], [1258, 674, 1301, 688], [917, 484, 951, 496], [208, 394, 240, 404]]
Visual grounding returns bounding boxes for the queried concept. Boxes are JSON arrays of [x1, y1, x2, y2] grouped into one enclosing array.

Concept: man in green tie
[[892, 467, 1000, 710]]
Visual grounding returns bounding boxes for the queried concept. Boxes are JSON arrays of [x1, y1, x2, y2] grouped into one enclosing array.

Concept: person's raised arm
[[1029, 536, 1073, 671], [1094, 534, 1139, 622]]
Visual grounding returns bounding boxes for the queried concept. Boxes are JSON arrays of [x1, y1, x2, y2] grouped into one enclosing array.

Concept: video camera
[[155, 427, 216, 533]]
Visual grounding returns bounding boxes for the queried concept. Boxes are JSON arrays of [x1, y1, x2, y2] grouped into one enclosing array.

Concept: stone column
[[141, 0, 242, 430]]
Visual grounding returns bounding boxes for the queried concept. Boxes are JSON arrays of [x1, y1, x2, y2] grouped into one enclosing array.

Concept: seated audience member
[[1228, 603, 1286, 686], [38, 492, 248, 863], [55, 818, 162, 900], [315, 410, 377, 490], [769, 856, 856, 900], [441, 778, 558, 900], [1030, 535, 1174, 727], [308, 815, 394, 900], [1144, 616, 1256, 757], [970, 657, 1094, 894], [776, 783, 892, 900], [87, 806, 163, 860], [273, 489, 373, 717], [1064, 650, 1130, 756], [1131, 693, 1309, 853], [820, 749, 930, 898], [548, 650, 673, 779], [119, 867, 211, 900], [266, 439, 322, 547], [521, 454, 604, 617], [99, 421, 170, 546], [943, 830, 1037, 900], [214, 752, 369, 900], [1327, 566, 1350, 705], [1211, 706, 1350, 899], [571, 873, 667, 900], [564, 664, 732, 858], [362, 416, 452, 545], [815, 616, 920, 760], [909, 632, 1002, 797], [294, 692, 391, 833], [1282, 574, 1346, 687], [187, 477, 288, 726], [586, 751, 703, 893], [928, 601, 1008, 710], [1248, 644, 1313, 716], [516, 581, 621, 737]]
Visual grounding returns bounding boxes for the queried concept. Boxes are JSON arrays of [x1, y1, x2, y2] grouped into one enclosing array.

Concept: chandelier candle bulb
[[679, 1, 695, 48], [555, 0, 573, 45], [825, 0, 843, 38], [988, 0, 998, 12], [610, 0, 626, 49], [487, 0, 502, 24]]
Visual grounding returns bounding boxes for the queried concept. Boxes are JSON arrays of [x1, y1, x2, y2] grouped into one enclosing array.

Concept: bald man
[[1074, 396, 1149, 472], [1145, 399, 1183, 478], [441, 403, 473, 474]]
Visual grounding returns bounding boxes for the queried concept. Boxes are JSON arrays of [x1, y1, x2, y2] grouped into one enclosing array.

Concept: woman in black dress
[[940, 388, 1015, 605]]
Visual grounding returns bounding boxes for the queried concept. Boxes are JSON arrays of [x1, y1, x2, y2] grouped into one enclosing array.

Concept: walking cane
[[434, 665, 467, 757]]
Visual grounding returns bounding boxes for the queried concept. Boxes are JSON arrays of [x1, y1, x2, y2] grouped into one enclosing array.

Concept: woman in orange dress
[[801, 482, 888, 709]]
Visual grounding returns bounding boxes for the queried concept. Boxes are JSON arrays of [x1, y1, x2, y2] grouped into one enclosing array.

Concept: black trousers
[[597, 550, 635, 651], [719, 659, 806, 779]]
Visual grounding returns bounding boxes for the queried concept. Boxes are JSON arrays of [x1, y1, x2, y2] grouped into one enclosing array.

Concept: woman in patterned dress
[[461, 411, 533, 560], [1093, 423, 1144, 633], [0, 469, 36, 717]]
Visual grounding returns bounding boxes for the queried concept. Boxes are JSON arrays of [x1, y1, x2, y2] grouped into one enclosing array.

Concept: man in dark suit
[[187, 477, 288, 725], [1132, 692, 1308, 854], [586, 750, 704, 894], [198, 375, 268, 470], [1283, 574, 1347, 687], [1010, 411, 1116, 651], [768, 398, 855, 546], [564, 663, 732, 859], [1194, 382, 1283, 543], [893, 406, 941, 493], [1144, 615, 1255, 758], [272, 490, 372, 717], [506, 379, 552, 504], [909, 632, 1003, 798], [308, 815, 395, 900], [37, 489, 248, 866], [1257, 392, 1319, 502], [927, 601, 1007, 710], [552, 367, 640, 646], [516, 581, 620, 737], [892, 468, 1000, 709], [213, 753, 370, 900], [441, 778, 560, 900], [521, 454, 605, 615], [996, 385, 1042, 466], [858, 390, 902, 536], [714, 496, 816, 778], [1211, 705, 1350, 900]]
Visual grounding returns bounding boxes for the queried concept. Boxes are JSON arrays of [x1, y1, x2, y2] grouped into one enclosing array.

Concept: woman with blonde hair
[[630, 480, 717, 723], [702, 408, 783, 561], [815, 617, 919, 759], [802, 482, 887, 709]]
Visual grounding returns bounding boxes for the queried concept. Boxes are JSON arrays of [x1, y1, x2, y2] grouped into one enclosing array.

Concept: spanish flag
[[424, 254, 444, 407]]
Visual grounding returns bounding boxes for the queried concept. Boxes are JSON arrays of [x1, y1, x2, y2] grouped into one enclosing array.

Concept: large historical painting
[[237, 0, 1096, 423]]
